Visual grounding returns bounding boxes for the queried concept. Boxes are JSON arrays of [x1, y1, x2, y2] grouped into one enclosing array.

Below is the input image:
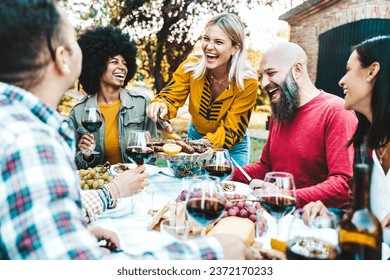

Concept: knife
[[230, 157, 253, 183]]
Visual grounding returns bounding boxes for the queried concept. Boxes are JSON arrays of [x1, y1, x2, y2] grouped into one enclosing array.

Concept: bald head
[[260, 42, 307, 73]]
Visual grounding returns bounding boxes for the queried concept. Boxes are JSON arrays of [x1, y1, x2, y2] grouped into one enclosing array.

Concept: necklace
[[210, 74, 228, 85], [377, 145, 388, 165]]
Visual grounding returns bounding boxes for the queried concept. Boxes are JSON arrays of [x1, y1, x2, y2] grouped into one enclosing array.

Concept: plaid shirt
[[0, 82, 224, 260]]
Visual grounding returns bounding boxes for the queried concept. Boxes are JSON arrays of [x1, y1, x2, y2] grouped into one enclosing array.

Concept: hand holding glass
[[81, 107, 102, 155], [286, 208, 340, 259]]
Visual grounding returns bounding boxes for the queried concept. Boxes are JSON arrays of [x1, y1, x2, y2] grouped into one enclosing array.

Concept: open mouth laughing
[[206, 52, 219, 62]]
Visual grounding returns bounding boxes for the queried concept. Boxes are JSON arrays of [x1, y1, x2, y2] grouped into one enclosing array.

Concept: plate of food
[[109, 163, 160, 177], [221, 180, 252, 195]]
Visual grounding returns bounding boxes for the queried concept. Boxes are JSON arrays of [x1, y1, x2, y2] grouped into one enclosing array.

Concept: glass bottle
[[338, 163, 382, 259]]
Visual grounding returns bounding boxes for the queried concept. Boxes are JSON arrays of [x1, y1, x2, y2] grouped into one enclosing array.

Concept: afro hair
[[77, 26, 138, 95]]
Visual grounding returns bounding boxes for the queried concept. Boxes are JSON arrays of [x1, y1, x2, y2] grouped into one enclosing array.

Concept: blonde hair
[[183, 13, 257, 90]]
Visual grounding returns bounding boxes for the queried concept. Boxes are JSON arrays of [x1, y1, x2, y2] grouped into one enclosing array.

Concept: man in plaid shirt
[[0, 0, 248, 260]]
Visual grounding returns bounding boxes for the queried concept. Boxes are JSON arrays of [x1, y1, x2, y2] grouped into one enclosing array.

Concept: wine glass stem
[[276, 219, 281, 240]]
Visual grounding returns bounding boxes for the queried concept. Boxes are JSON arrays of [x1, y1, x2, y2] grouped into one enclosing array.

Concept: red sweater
[[232, 92, 358, 208]]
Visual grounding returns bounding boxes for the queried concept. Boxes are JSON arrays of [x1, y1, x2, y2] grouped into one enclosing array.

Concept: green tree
[[61, 0, 304, 93]]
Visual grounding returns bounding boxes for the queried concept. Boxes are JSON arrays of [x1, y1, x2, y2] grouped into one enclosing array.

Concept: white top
[[370, 150, 390, 221]]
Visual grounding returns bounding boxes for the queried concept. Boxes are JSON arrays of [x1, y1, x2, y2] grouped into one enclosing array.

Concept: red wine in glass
[[186, 197, 225, 227], [126, 130, 153, 165], [205, 148, 233, 179], [126, 146, 153, 165], [81, 120, 102, 133], [81, 107, 102, 154], [259, 194, 296, 220]]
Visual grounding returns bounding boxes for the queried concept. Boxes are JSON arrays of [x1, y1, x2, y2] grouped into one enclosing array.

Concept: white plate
[[222, 180, 252, 195], [109, 163, 160, 177]]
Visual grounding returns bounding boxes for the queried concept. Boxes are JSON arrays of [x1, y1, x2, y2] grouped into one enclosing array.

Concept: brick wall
[[285, 0, 390, 81]]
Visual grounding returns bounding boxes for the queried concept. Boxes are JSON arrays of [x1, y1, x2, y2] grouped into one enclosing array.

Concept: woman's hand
[[301, 201, 329, 226], [78, 133, 96, 157], [109, 165, 150, 199], [146, 102, 168, 122]]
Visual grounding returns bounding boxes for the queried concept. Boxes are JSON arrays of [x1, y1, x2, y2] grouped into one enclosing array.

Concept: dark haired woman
[[70, 26, 157, 169], [302, 35, 390, 234]]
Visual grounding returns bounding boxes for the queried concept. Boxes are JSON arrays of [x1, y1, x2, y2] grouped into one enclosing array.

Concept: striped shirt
[[0, 82, 223, 260]]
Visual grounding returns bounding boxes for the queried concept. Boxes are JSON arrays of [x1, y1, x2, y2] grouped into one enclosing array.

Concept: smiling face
[[100, 54, 128, 88], [339, 50, 373, 118], [259, 51, 300, 121], [202, 24, 239, 73]]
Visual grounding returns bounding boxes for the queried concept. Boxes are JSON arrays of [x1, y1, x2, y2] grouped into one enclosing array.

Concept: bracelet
[[103, 185, 117, 209], [111, 180, 122, 204]]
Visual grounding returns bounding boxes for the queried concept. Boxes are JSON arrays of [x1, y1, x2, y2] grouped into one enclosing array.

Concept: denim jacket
[[69, 88, 157, 169]]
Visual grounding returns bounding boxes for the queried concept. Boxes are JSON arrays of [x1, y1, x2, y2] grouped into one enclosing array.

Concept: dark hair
[[0, 0, 62, 89], [347, 35, 390, 149], [77, 26, 138, 95]]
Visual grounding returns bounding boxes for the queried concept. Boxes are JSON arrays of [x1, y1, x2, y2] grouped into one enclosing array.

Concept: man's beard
[[270, 70, 300, 122]]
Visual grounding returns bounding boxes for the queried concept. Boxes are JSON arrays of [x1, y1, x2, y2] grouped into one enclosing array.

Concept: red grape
[[248, 214, 256, 222], [239, 209, 248, 218]]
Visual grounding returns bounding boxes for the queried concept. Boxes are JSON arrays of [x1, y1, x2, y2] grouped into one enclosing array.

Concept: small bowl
[[167, 160, 206, 178]]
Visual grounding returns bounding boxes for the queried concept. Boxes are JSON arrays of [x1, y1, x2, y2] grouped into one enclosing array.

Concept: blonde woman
[[147, 13, 258, 166]]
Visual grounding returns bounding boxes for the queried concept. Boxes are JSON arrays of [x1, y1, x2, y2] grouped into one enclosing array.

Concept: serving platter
[[109, 163, 160, 177]]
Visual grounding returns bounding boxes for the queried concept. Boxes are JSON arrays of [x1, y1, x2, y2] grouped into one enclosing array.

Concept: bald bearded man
[[231, 42, 358, 209]]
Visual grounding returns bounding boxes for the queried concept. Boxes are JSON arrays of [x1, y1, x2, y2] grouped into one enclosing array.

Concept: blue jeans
[[187, 122, 250, 166]]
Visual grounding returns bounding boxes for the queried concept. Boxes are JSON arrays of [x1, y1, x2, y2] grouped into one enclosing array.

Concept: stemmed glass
[[286, 208, 340, 259], [259, 172, 297, 242], [185, 175, 225, 236], [204, 148, 233, 180], [81, 107, 102, 154], [125, 130, 153, 166]]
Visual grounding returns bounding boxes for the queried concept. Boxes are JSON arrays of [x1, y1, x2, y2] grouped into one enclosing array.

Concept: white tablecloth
[[92, 168, 390, 259], [93, 168, 182, 255]]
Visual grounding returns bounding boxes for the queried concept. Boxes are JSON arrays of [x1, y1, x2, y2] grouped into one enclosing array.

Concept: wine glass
[[204, 148, 233, 180], [81, 107, 102, 155], [259, 172, 297, 242], [125, 130, 153, 166], [286, 208, 340, 260], [185, 175, 225, 236]]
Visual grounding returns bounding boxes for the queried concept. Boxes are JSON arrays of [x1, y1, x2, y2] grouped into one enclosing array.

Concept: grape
[[224, 201, 234, 209], [236, 202, 244, 209], [239, 209, 248, 218], [248, 214, 256, 223], [228, 208, 237, 216]]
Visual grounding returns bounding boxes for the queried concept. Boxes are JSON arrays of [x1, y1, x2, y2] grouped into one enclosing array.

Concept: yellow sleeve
[[150, 59, 193, 119], [205, 79, 258, 148]]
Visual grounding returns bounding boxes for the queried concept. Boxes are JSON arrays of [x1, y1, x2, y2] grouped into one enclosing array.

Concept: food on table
[[78, 163, 113, 190], [112, 163, 131, 174], [162, 143, 182, 155], [175, 140, 195, 154], [223, 194, 261, 222], [249, 242, 287, 260], [147, 201, 170, 230], [166, 132, 182, 140], [207, 216, 255, 245], [221, 181, 236, 192]]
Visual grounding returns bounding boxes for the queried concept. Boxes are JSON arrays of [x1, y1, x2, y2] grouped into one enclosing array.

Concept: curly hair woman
[[69, 26, 157, 169]]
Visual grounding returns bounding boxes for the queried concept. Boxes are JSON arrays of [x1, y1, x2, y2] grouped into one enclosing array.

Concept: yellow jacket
[[151, 58, 258, 148]]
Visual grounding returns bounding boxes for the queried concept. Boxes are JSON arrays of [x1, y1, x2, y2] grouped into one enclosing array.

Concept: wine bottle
[[338, 163, 382, 259]]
